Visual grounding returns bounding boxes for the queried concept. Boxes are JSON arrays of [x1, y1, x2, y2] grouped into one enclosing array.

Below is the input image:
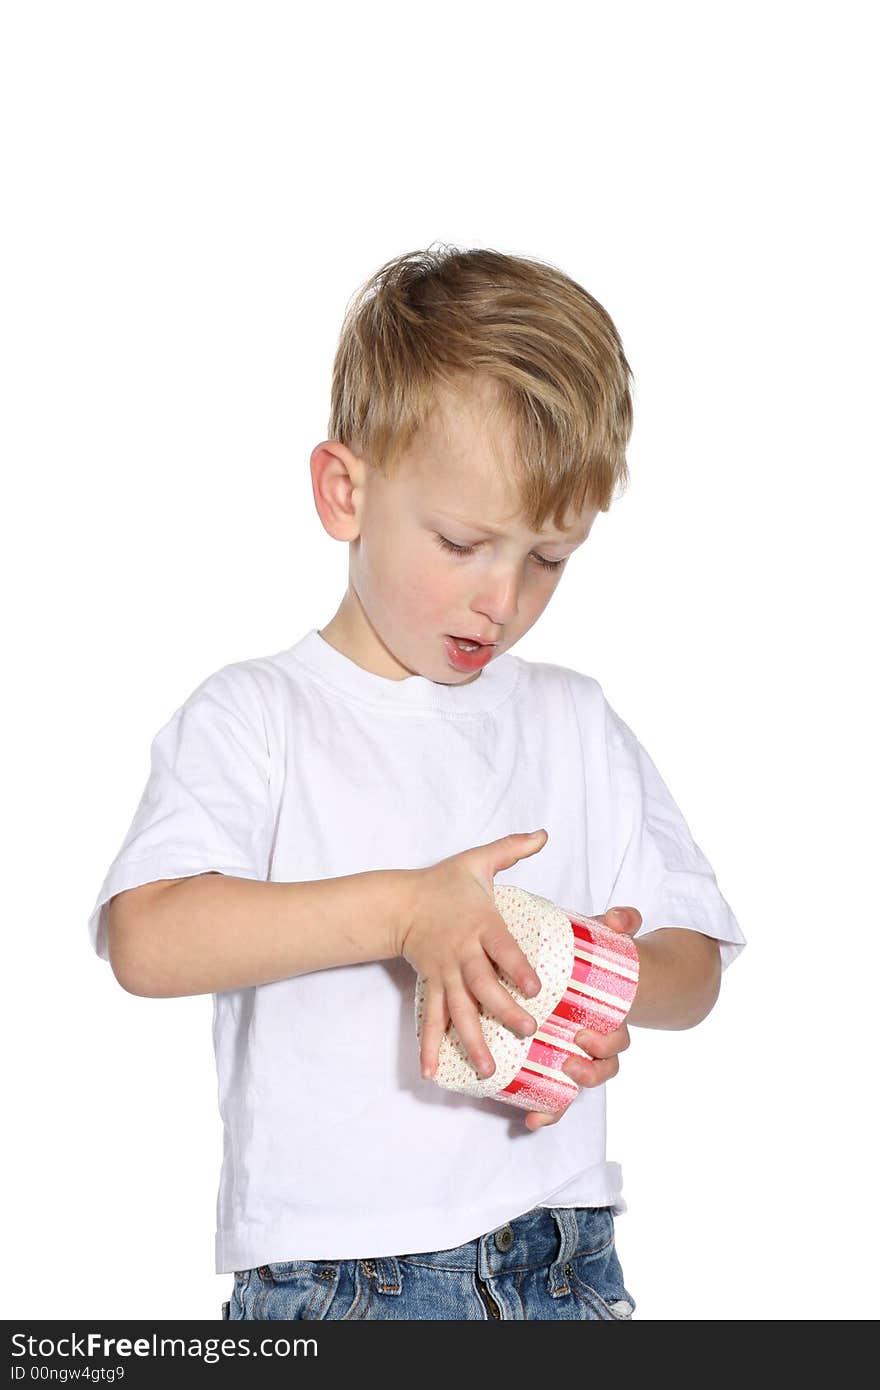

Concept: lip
[[444, 635, 497, 672]]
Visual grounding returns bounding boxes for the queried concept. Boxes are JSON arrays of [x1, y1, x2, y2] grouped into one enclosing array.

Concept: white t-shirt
[[88, 629, 746, 1273]]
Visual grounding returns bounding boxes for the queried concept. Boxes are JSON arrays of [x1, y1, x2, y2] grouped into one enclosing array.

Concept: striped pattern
[[496, 911, 639, 1114], [415, 887, 640, 1116]]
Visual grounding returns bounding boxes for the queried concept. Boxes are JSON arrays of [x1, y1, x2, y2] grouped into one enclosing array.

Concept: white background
[[3, 0, 877, 1321]]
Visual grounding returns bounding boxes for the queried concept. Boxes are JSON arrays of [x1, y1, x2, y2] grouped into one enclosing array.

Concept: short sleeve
[[602, 698, 746, 972], [87, 665, 274, 962]]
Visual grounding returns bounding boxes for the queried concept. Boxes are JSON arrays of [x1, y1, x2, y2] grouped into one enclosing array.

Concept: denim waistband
[[370, 1205, 611, 1291]]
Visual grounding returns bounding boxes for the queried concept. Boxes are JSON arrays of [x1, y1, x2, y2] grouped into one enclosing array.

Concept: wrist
[[626, 927, 720, 1029], [388, 867, 422, 958]]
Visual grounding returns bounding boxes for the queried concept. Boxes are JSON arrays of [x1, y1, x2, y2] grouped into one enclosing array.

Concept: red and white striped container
[[414, 884, 640, 1114]]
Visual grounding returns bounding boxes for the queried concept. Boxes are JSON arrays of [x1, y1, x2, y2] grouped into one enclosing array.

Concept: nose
[[472, 567, 521, 628]]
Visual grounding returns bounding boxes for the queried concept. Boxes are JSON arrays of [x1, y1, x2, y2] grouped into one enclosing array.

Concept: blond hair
[[327, 243, 634, 529]]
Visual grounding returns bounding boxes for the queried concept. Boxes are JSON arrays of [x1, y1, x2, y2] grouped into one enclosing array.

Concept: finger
[[479, 919, 542, 1001], [525, 1109, 561, 1130], [574, 1022, 630, 1059], [484, 830, 549, 876], [562, 1053, 620, 1088], [460, 953, 538, 1041], [596, 906, 642, 936], [525, 1093, 575, 1129], [419, 986, 451, 1080], [445, 977, 499, 1079]]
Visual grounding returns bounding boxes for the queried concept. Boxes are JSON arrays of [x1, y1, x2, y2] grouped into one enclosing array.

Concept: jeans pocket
[[240, 1261, 343, 1321], [566, 1270, 635, 1319], [567, 1209, 636, 1320]]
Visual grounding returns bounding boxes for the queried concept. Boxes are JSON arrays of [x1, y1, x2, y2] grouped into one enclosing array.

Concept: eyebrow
[[434, 512, 587, 546]]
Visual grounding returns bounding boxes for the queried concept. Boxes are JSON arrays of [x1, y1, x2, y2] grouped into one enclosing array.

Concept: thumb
[[597, 906, 642, 937], [486, 829, 549, 874]]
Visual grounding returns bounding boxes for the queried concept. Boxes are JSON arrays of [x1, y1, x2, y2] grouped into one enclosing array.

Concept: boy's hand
[[524, 906, 641, 1132], [398, 830, 550, 1081]]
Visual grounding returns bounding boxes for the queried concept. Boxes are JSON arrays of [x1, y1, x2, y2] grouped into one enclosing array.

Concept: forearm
[[112, 869, 414, 998], [627, 928, 721, 1029]]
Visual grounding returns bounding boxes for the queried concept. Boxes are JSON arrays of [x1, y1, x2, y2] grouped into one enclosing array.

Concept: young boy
[[88, 245, 746, 1321]]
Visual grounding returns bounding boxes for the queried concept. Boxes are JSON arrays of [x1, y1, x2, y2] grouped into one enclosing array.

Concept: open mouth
[[443, 635, 497, 669], [448, 635, 495, 652]]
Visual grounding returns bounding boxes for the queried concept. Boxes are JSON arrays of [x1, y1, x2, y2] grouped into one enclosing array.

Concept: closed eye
[[434, 534, 566, 572]]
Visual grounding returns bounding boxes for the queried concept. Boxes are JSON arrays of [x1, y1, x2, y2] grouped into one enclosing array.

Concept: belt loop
[[372, 1256, 402, 1295], [547, 1208, 578, 1295]]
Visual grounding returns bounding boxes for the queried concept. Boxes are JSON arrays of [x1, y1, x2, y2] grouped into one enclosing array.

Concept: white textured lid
[[413, 884, 575, 1098]]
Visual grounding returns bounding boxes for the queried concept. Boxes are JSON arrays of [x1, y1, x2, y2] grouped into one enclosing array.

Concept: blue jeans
[[221, 1204, 636, 1320]]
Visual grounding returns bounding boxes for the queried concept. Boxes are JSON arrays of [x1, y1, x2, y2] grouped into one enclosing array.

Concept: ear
[[309, 441, 367, 542]]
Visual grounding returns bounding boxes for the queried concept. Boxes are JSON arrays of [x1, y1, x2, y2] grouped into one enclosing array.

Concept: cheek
[[393, 553, 457, 626], [529, 575, 561, 612], [407, 572, 452, 622]]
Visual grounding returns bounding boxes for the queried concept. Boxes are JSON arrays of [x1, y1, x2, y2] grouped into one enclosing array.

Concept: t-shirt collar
[[283, 628, 519, 714]]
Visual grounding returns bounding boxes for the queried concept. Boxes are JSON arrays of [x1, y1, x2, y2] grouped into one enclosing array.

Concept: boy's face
[[313, 377, 598, 685]]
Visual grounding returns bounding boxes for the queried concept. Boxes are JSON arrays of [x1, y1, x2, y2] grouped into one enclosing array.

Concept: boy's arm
[[626, 924, 722, 1029], [108, 869, 415, 998]]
